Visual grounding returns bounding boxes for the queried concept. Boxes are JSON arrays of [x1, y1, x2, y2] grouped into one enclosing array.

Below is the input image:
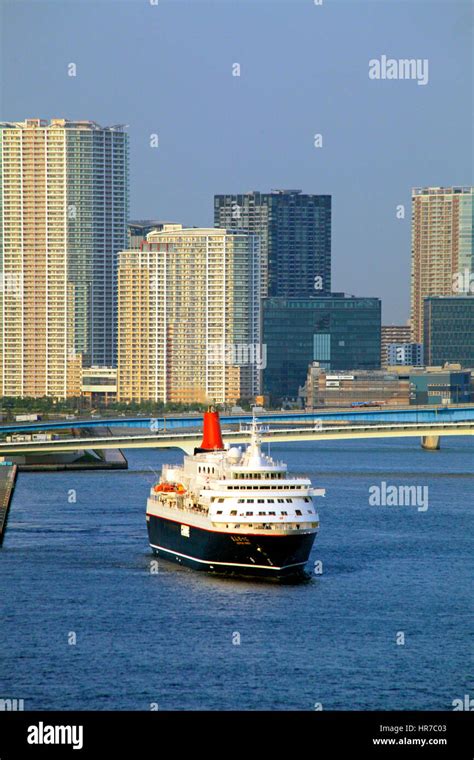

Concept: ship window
[[281, 511, 288, 516], [268, 499, 274, 503], [304, 497, 310, 502], [238, 499, 244, 503], [295, 510, 302, 516], [258, 511, 266, 516], [286, 499, 292, 503], [218, 498, 224, 503], [230, 510, 237, 515], [247, 499, 254, 503], [257, 499, 264, 503], [246, 511, 253, 516], [235, 524, 241, 528], [277, 498, 284, 503], [216, 510, 223, 515], [269, 511, 276, 516]]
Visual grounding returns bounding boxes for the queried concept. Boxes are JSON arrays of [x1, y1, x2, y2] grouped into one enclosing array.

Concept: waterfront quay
[[0, 462, 17, 545]]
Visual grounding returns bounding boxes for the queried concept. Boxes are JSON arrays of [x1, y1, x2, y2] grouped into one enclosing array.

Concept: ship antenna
[[250, 409, 261, 447]]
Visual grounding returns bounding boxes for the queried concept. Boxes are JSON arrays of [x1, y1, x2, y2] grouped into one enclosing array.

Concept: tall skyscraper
[[0, 118, 128, 398], [214, 189, 331, 297], [410, 186, 474, 343], [118, 225, 261, 404]]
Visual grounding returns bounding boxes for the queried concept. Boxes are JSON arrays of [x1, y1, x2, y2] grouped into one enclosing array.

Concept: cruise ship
[[146, 409, 325, 579]]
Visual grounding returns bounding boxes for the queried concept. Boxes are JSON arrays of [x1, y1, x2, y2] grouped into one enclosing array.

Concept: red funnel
[[198, 409, 224, 452]]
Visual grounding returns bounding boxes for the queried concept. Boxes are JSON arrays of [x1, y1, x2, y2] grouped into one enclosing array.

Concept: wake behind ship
[[146, 409, 325, 579]]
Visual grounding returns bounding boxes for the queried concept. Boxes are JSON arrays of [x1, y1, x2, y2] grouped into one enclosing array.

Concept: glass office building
[[214, 189, 331, 298], [263, 294, 381, 401], [423, 296, 474, 367]]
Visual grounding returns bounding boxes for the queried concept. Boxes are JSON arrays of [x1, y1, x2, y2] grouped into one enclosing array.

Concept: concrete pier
[[0, 463, 18, 545], [421, 435, 441, 450]]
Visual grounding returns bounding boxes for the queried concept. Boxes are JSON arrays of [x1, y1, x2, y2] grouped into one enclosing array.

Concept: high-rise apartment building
[[214, 189, 331, 297], [410, 186, 474, 342], [118, 225, 261, 404], [0, 118, 128, 398]]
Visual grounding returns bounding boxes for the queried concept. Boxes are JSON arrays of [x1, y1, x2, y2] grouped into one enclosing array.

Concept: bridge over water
[[2, 403, 474, 435], [0, 420, 472, 455]]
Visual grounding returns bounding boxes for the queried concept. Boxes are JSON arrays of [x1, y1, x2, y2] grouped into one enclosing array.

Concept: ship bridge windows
[[233, 472, 285, 480], [224, 484, 306, 491]]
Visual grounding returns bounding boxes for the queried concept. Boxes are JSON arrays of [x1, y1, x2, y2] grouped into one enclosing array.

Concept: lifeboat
[[154, 482, 187, 494]]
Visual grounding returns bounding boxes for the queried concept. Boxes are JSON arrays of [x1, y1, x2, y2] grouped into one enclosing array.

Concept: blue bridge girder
[[1, 404, 474, 434]]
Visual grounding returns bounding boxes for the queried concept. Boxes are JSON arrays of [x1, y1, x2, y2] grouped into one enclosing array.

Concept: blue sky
[[1, 0, 472, 322]]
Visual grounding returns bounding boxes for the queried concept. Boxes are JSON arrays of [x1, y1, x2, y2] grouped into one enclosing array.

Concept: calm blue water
[[0, 438, 472, 711]]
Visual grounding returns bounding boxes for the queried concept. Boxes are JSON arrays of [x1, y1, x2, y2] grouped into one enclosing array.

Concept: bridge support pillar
[[421, 435, 440, 451]]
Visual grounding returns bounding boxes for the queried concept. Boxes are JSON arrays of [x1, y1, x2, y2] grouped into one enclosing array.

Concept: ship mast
[[242, 413, 266, 466]]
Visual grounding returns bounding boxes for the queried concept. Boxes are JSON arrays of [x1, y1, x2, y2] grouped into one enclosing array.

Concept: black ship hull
[[147, 514, 317, 579]]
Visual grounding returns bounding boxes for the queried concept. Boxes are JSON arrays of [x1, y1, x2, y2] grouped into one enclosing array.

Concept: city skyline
[[2, 0, 472, 323]]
